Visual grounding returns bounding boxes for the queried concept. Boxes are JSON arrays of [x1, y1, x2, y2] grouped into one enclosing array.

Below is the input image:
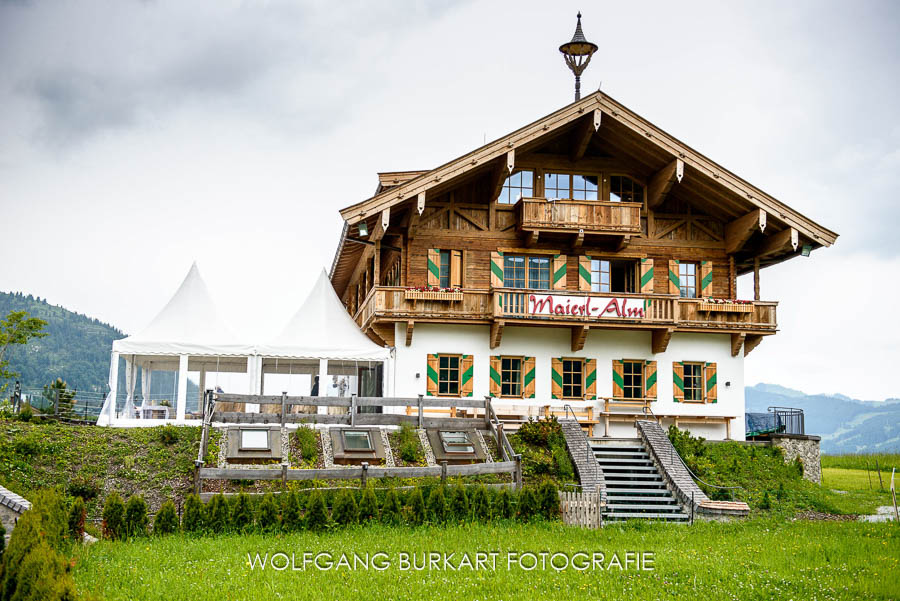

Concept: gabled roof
[[113, 262, 254, 356], [338, 90, 837, 247], [258, 269, 390, 360]]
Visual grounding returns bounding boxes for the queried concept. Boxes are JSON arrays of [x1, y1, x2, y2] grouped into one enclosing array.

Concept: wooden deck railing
[[354, 286, 493, 328], [677, 299, 777, 331], [516, 197, 642, 235]]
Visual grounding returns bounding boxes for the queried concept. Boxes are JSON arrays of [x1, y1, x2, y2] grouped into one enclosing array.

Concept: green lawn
[[73, 519, 900, 601], [821, 454, 900, 472]]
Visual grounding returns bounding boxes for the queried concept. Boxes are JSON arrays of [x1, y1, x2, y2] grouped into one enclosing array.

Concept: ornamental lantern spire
[[559, 12, 598, 101]]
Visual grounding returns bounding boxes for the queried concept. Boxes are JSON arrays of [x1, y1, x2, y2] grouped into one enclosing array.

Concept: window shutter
[[611, 359, 624, 398], [550, 358, 563, 399], [644, 360, 657, 400], [450, 250, 463, 288], [668, 260, 680, 295], [673, 361, 685, 403], [705, 362, 717, 404], [552, 254, 567, 290], [700, 261, 713, 298], [426, 354, 439, 396], [427, 249, 441, 287], [640, 258, 654, 294], [490, 251, 504, 288], [578, 255, 592, 291], [584, 359, 597, 400], [523, 357, 536, 398], [460, 354, 474, 397], [489, 355, 502, 397]]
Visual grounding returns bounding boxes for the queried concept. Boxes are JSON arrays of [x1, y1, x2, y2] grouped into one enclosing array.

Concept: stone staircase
[[591, 438, 689, 522]]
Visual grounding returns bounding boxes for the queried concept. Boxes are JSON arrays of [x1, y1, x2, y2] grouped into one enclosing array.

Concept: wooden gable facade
[[330, 91, 837, 354]]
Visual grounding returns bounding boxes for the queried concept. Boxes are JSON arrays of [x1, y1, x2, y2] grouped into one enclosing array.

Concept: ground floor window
[[438, 355, 460, 395], [501, 357, 522, 397], [683, 362, 704, 401], [562, 359, 583, 399], [622, 360, 643, 399]]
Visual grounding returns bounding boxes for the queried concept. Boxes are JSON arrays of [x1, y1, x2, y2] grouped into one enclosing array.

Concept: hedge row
[[99, 482, 560, 537], [0, 488, 83, 601]]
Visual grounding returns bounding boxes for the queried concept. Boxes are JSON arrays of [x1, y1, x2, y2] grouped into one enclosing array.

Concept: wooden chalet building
[[328, 90, 837, 440]]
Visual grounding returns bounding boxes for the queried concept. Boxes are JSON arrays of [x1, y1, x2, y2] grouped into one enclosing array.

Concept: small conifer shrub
[[305, 490, 330, 530], [358, 487, 379, 522], [426, 486, 447, 524], [449, 484, 470, 522], [408, 488, 426, 525], [102, 493, 126, 540], [381, 489, 402, 525], [470, 485, 491, 522], [182, 494, 206, 534], [517, 487, 539, 522], [230, 493, 254, 533], [68, 496, 86, 540], [154, 501, 179, 535], [281, 491, 303, 532], [125, 495, 149, 538], [332, 490, 359, 526], [537, 481, 559, 520]]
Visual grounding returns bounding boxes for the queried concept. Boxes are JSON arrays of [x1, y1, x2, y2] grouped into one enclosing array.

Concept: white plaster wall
[[392, 322, 744, 441]]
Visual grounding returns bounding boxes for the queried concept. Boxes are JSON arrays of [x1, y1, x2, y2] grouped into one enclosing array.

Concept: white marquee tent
[[98, 264, 390, 426]]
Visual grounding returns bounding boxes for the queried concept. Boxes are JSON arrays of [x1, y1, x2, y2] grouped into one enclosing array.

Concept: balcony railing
[[353, 286, 777, 334], [516, 197, 643, 236]]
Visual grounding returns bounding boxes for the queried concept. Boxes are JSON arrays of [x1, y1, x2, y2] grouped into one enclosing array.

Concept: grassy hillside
[[747, 383, 900, 453], [0, 291, 123, 393]]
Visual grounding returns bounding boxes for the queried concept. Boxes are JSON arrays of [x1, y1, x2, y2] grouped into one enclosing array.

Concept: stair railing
[[639, 405, 743, 503], [562, 404, 603, 499]]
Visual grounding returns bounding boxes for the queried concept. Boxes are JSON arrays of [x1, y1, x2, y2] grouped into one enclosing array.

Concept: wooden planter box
[[404, 290, 464, 301], [698, 302, 753, 313]]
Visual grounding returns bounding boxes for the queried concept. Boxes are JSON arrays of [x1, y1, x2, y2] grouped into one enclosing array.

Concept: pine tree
[[281, 490, 303, 532], [154, 501, 179, 535], [182, 494, 205, 534], [305, 490, 330, 531]]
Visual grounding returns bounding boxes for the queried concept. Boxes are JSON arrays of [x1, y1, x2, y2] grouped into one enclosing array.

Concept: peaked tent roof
[[258, 269, 390, 360], [113, 263, 254, 357]]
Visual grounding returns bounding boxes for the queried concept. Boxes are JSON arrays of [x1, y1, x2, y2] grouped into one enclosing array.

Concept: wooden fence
[[558, 491, 603, 529], [194, 392, 523, 495]]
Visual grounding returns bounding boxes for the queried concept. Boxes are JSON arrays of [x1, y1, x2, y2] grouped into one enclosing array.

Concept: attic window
[[240, 429, 270, 450], [342, 430, 373, 452], [497, 170, 533, 205], [439, 431, 475, 454], [610, 175, 643, 203]]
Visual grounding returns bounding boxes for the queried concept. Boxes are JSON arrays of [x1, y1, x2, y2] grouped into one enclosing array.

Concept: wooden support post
[[484, 396, 491, 429], [193, 460, 204, 496], [725, 418, 732, 441], [280, 391, 287, 426], [497, 422, 506, 461], [417, 394, 424, 429], [753, 258, 760, 301], [729, 256, 736, 299], [350, 394, 357, 425], [281, 462, 288, 487], [604, 415, 610, 438], [361, 462, 368, 488], [440, 461, 448, 486]]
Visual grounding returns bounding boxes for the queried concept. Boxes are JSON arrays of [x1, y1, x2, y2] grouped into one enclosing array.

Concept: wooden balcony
[[353, 286, 777, 353], [515, 197, 643, 240]]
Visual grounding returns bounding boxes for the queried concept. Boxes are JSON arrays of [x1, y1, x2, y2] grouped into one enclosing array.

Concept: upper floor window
[[504, 255, 550, 289], [590, 259, 636, 293], [679, 262, 698, 298], [545, 173, 598, 200], [610, 175, 644, 203], [439, 250, 451, 288], [497, 170, 533, 204]]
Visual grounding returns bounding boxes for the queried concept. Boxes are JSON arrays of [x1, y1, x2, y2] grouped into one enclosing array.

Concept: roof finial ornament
[[559, 11, 598, 102]]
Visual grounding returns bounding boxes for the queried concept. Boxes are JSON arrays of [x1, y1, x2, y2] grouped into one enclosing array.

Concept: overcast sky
[[1, 0, 898, 400]]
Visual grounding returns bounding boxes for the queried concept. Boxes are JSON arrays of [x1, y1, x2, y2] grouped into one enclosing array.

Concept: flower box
[[404, 290, 464, 301], [698, 302, 753, 313]]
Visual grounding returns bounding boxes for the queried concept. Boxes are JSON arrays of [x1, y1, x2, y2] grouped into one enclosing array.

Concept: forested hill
[[1, 291, 123, 393]]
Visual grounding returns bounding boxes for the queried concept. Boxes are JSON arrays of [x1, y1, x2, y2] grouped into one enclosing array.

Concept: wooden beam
[[490, 320, 504, 349], [730, 333, 746, 357], [526, 230, 539, 247], [651, 328, 673, 354], [753, 258, 760, 300], [572, 228, 584, 250], [616, 235, 632, 251], [646, 158, 684, 209], [570, 108, 601, 162], [405, 321, 414, 347], [755, 227, 799, 259], [416, 192, 425, 215], [370, 208, 390, 241], [744, 334, 764, 356], [571, 325, 589, 352], [725, 209, 766, 254]]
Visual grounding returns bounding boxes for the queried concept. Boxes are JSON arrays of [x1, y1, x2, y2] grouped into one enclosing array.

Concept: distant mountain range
[[746, 383, 900, 453]]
